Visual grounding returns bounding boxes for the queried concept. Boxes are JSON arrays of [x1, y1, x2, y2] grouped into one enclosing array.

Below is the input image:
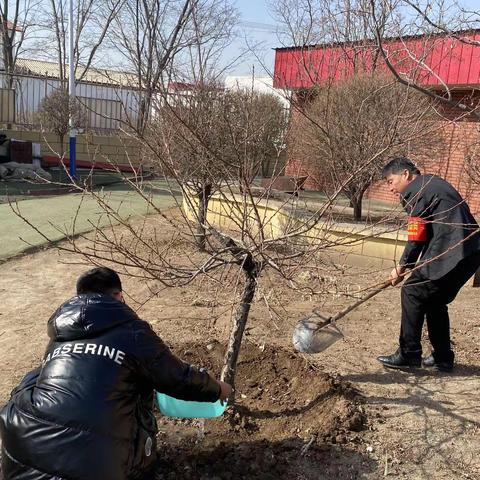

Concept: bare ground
[[0, 223, 479, 479]]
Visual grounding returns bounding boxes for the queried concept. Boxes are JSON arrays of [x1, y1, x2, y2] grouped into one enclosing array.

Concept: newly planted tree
[[293, 73, 439, 219]]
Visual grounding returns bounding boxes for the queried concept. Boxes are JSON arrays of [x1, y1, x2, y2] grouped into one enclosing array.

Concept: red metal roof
[[273, 31, 480, 89]]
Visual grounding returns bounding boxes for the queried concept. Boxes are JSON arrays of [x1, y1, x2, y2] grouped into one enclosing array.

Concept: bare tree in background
[[181, 0, 238, 84], [294, 73, 439, 219], [270, 0, 396, 52], [0, 0, 40, 79], [0, 0, 41, 129], [368, 0, 480, 120], [108, 0, 241, 134], [149, 87, 287, 252], [35, 0, 122, 82], [269, 0, 328, 46], [271, 0, 480, 208], [37, 88, 86, 153], [271, 0, 480, 118], [107, 0, 211, 133]]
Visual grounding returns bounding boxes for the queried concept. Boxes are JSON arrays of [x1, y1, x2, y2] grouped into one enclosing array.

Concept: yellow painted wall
[[183, 192, 407, 268], [3, 130, 141, 167]]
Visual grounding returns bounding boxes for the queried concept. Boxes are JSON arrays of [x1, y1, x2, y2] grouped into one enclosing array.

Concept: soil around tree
[[154, 342, 365, 479]]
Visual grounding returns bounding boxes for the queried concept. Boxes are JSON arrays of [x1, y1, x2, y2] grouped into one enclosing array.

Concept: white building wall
[[224, 75, 290, 108], [0, 72, 141, 131]]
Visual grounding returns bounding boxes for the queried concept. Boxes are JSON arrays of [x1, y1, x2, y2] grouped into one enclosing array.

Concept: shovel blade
[[293, 317, 344, 354]]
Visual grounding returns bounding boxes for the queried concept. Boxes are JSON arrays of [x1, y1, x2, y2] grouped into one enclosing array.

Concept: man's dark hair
[[76, 267, 122, 295], [382, 156, 421, 178]]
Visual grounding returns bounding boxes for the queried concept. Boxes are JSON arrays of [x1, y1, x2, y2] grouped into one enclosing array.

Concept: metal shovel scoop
[[293, 280, 391, 354]]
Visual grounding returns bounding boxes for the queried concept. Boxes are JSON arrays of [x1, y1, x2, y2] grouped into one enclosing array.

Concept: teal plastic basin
[[155, 392, 227, 419]]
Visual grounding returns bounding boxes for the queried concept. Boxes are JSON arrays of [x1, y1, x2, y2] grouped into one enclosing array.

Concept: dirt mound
[[154, 341, 365, 479]]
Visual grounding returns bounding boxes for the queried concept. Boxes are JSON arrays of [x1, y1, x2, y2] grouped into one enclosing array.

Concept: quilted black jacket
[[0, 294, 221, 480]]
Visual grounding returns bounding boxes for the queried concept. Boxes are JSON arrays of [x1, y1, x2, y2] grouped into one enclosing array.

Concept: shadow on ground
[[154, 437, 377, 480]]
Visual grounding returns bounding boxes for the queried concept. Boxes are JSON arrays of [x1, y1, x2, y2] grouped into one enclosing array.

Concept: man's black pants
[[400, 252, 480, 363]]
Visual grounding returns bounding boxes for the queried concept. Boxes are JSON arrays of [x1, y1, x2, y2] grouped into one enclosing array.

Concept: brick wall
[[285, 158, 325, 190], [285, 89, 480, 215], [285, 94, 330, 191], [366, 103, 480, 214]]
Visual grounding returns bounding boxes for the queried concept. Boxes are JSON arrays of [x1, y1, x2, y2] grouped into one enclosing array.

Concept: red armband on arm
[[407, 216, 427, 241]]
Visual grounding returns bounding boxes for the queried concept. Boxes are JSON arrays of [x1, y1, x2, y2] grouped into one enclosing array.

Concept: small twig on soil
[[261, 292, 280, 330], [300, 434, 317, 456], [384, 452, 389, 476]]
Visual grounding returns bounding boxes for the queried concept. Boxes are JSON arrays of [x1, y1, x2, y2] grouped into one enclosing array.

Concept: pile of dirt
[[154, 341, 365, 479]]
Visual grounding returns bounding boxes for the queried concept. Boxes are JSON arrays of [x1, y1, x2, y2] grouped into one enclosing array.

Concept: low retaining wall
[[183, 192, 407, 268], [2, 130, 141, 171]]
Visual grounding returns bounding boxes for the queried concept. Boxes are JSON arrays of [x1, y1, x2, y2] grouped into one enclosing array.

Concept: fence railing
[[0, 71, 140, 134], [0, 86, 15, 124]]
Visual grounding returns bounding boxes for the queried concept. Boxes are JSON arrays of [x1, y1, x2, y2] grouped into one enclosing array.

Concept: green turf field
[[0, 170, 181, 260]]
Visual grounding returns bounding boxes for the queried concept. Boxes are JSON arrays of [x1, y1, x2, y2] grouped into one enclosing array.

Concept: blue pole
[[68, 0, 76, 180], [69, 135, 76, 178]]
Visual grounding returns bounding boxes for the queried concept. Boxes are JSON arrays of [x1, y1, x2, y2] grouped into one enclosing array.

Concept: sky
[[226, 0, 480, 78], [13, 0, 479, 81], [226, 0, 280, 77]]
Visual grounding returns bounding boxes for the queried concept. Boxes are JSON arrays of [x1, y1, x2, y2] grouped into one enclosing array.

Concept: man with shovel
[[377, 157, 480, 371]]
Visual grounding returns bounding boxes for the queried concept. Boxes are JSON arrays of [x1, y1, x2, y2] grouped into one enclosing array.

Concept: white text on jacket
[[43, 343, 126, 365]]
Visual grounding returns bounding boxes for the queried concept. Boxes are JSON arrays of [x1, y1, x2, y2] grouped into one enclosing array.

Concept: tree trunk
[[221, 264, 258, 404], [137, 91, 152, 135], [195, 183, 212, 251], [352, 198, 362, 221], [4, 49, 14, 129], [261, 158, 271, 177], [59, 134, 65, 159], [349, 191, 365, 221], [5, 73, 13, 130]]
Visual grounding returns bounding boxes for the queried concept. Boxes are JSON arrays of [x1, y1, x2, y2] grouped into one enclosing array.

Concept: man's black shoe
[[422, 354, 454, 372], [377, 349, 421, 369]]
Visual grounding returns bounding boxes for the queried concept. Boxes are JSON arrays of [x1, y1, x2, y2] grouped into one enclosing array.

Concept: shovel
[[293, 280, 391, 354]]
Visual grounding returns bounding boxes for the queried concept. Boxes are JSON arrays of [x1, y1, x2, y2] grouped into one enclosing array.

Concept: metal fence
[[0, 86, 15, 124], [0, 72, 140, 134]]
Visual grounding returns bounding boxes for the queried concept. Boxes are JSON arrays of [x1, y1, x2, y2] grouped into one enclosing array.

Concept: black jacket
[[400, 174, 480, 279], [0, 294, 221, 480]]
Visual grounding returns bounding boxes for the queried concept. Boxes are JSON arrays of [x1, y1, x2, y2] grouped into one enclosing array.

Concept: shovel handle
[[327, 280, 391, 323]]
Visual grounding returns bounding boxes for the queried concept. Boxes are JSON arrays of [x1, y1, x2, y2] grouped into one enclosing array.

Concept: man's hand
[[390, 266, 406, 286], [217, 380, 233, 401]]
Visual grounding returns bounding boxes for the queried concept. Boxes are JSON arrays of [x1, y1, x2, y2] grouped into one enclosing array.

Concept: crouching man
[[0, 267, 231, 480]]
